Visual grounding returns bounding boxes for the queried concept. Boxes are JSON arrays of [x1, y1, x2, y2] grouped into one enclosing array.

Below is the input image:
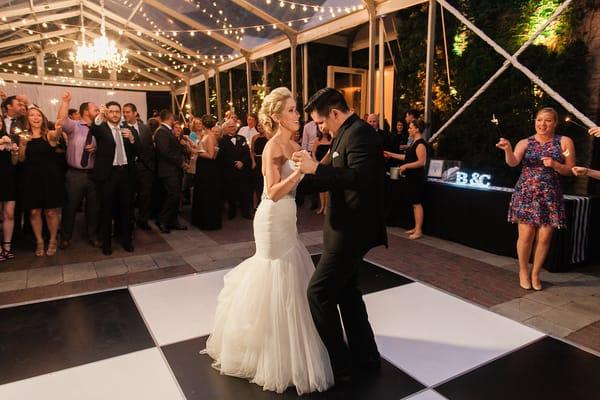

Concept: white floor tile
[[365, 283, 544, 387], [130, 270, 229, 346], [0, 348, 184, 400], [405, 389, 448, 400]]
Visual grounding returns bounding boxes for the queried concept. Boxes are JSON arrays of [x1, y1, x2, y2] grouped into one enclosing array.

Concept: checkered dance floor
[[1, 255, 598, 399]]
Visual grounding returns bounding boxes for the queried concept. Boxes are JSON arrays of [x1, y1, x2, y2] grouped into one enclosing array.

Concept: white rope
[[431, 0, 595, 142]]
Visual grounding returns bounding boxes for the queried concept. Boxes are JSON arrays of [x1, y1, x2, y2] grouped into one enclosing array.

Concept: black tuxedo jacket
[[154, 124, 183, 179], [313, 114, 388, 253], [90, 121, 141, 181], [130, 120, 155, 172], [218, 134, 251, 178]]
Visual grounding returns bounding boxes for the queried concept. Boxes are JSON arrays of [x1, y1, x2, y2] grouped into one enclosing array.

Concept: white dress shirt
[[108, 123, 128, 166]]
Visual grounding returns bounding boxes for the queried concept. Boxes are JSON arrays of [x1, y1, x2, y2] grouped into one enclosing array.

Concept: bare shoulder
[[263, 138, 282, 157], [560, 135, 574, 146]]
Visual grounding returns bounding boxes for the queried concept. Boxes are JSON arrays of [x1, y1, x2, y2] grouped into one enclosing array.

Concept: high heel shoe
[[46, 239, 58, 256], [531, 277, 543, 291], [1, 242, 14, 260], [519, 271, 531, 290], [35, 241, 45, 257]]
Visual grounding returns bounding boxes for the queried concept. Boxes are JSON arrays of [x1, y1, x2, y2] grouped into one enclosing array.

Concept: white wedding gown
[[202, 160, 334, 395]]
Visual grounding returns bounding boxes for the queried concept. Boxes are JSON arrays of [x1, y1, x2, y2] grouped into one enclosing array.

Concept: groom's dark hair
[[304, 88, 349, 117]]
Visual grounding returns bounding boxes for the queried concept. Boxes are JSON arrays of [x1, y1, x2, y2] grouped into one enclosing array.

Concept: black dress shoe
[[122, 242, 135, 252], [102, 246, 112, 256], [157, 223, 171, 234], [136, 220, 152, 231], [169, 224, 188, 231]]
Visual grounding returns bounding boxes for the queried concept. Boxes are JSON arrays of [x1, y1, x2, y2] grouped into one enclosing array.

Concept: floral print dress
[[508, 135, 566, 228]]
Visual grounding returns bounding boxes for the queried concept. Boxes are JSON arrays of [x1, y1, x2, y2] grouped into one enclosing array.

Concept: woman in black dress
[[384, 119, 428, 239], [18, 107, 64, 256], [191, 115, 222, 230], [250, 123, 268, 206], [0, 118, 19, 261], [311, 129, 332, 214]]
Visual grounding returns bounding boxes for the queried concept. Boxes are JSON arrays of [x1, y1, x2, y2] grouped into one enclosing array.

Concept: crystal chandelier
[[72, 0, 128, 73]]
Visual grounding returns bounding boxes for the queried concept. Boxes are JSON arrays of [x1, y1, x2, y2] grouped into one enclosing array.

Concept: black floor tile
[[162, 336, 425, 400], [311, 254, 413, 295], [436, 337, 600, 400], [0, 289, 155, 384]]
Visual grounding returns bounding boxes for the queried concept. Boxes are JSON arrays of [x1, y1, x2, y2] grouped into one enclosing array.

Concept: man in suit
[[154, 109, 187, 233], [122, 103, 155, 231], [219, 118, 252, 219], [367, 113, 393, 152], [292, 88, 388, 385], [91, 101, 141, 255]]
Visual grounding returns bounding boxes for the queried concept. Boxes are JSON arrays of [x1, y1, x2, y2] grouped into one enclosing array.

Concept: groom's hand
[[292, 150, 318, 175]]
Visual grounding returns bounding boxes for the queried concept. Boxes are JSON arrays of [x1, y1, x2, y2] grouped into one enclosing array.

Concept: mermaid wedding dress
[[202, 159, 334, 395]]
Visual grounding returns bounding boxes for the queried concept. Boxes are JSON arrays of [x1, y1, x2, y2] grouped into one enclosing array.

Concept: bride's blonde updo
[[258, 87, 292, 138]]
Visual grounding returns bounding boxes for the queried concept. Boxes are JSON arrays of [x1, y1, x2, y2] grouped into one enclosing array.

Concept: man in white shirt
[[237, 113, 259, 143]]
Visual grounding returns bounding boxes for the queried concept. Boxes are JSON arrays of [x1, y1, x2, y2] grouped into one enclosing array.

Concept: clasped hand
[[291, 150, 317, 174]]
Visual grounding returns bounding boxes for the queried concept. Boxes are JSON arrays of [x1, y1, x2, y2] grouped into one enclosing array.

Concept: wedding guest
[[367, 113, 392, 152], [2, 96, 27, 236], [0, 118, 19, 261], [2, 95, 27, 134], [191, 115, 222, 230], [154, 110, 187, 233], [122, 103, 155, 231], [298, 119, 319, 209], [147, 117, 160, 134], [250, 123, 268, 206], [182, 117, 203, 205], [496, 107, 575, 291], [18, 107, 64, 256], [311, 128, 332, 214], [385, 119, 429, 240], [238, 113, 259, 143], [56, 92, 100, 249], [68, 108, 80, 120], [301, 119, 318, 152], [92, 101, 141, 255], [219, 118, 252, 219]]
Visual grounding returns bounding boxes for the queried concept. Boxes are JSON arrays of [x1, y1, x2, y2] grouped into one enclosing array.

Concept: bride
[[202, 87, 334, 394]]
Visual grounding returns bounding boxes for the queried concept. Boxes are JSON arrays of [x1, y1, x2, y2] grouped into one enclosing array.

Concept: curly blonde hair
[[258, 87, 292, 138]]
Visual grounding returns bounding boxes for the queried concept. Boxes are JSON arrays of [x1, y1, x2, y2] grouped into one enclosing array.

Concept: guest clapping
[[18, 107, 65, 256], [384, 119, 428, 240], [496, 108, 575, 291]]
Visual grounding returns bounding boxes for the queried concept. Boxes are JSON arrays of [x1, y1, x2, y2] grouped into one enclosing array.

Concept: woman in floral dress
[[496, 108, 575, 291]]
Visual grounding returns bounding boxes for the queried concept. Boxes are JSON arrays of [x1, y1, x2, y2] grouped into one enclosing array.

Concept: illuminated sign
[[456, 171, 492, 188]]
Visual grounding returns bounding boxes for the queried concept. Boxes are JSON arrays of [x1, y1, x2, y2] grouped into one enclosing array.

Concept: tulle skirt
[[202, 196, 334, 395]]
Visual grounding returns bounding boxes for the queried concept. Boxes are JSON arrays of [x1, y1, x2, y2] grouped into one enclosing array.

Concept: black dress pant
[[224, 175, 252, 218], [95, 166, 134, 248], [307, 247, 380, 377], [158, 174, 181, 227], [136, 167, 154, 223]]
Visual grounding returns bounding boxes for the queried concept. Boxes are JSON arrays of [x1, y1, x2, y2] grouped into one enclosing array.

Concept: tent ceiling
[[0, 0, 426, 89]]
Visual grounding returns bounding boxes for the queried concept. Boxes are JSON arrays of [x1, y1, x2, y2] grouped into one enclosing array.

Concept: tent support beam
[[424, 0, 436, 127]]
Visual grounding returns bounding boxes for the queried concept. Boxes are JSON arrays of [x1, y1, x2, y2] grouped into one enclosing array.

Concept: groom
[[292, 88, 388, 384]]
